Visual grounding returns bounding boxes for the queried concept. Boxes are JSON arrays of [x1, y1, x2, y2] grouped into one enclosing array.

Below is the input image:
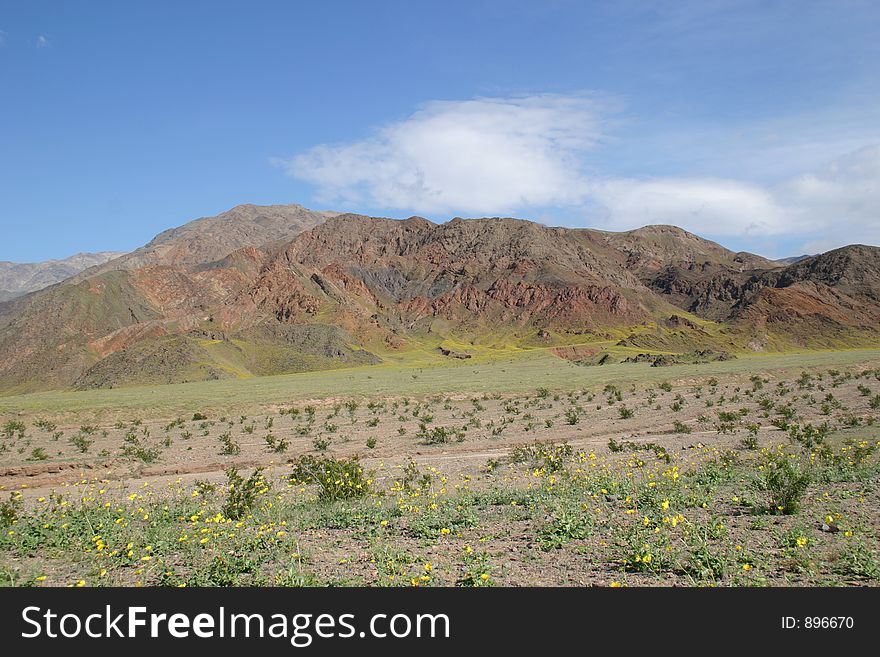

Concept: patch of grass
[[5, 349, 879, 420]]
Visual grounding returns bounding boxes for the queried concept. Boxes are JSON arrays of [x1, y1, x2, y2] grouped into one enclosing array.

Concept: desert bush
[[33, 419, 56, 432], [787, 422, 829, 449], [0, 492, 23, 527], [70, 433, 94, 453], [401, 458, 434, 492], [28, 447, 48, 461], [2, 421, 26, 440], [222, 467, 268, 519], [510, 441, 572, 472], [219, 432, 241, 455], [608, 438, 671, 463], [417, 424, 464, 445], [289, 456, 370, 501], [754, 452, 811, 514], [264, 433, 289, 453], [740, 424, 760, 449]]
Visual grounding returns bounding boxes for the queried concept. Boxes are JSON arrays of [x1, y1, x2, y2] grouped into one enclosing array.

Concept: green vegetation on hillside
[[1, 347, 878, 421]]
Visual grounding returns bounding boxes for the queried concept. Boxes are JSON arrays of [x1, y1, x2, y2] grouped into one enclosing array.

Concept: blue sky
[[1, 0, 878, 262]]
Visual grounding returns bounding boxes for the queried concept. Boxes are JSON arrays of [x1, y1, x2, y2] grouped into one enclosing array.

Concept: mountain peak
[[73, 203, 335, 280]]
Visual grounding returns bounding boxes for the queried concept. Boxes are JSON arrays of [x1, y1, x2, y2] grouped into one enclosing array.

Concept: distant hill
[[1, 203, 878, 393], [776, 255, 813, 265], [0, 251, 124, 302]]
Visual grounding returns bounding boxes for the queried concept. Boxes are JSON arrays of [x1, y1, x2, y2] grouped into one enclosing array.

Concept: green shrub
[[400, 458, 434, 492], [510, 441, 572, 472], [2, 421, 26, 440], [264, 433, 289, 453], [122, 442, 160, 463], [607, 438, 670, 463], [219, 432, 241, 455], [222, 467, 269, 519], [754, 452, 811, 514], [28, 447, 48, 461], [0, 492, 23, 527], [289, 456, 371, 501], [33, 419, 56, 432], [417, 425, 464, 445], [70, 433, 94, 453]]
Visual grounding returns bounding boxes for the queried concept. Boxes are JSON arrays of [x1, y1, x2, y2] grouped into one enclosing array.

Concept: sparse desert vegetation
[[1, 353, 879, 587]]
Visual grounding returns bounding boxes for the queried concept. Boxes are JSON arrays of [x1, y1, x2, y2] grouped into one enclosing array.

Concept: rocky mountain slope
[[71, 203, 337, 280], [732, 245, 880, 335], [0, 204, 877, 393], [0, 252, 124, 302]]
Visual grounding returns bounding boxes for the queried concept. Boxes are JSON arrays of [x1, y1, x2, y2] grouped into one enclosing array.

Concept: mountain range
[[0, 203, 877, 394], [0, 252, 124, 302]]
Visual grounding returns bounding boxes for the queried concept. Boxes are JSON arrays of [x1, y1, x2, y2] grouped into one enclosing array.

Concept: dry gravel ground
[[1, 359, 879, 587]]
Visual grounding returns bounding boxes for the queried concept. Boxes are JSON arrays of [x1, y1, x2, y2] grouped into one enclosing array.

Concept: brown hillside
[[0, 207, 878, 393]]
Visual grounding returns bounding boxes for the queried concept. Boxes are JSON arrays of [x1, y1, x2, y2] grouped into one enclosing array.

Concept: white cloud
[[590, 147, 880, 248], [588, 177, 792, 236], [35, 34, 48, 48], [280, 94, 610, 215], [781, 145, 880, 250], [280, 94, 879, 251], [0, 30, 7, 47]]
